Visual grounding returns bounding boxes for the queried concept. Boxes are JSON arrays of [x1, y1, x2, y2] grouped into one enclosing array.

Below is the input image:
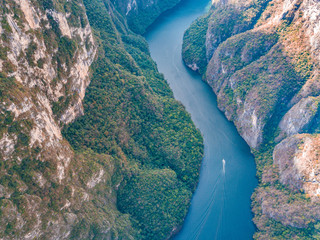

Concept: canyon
[[183, 0, 320, 238], [2, 0, 320, 238], [0, 0, 204, 239]]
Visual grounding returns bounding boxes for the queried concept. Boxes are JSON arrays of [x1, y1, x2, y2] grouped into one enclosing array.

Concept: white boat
[[222, 159, 225, 173]]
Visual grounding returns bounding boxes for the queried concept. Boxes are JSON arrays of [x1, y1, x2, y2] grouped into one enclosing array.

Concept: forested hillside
[[64, 0, 203, 238], [113, 0, 181, 34], [182, 0, 320, 239], [0, 0, 203, 239]]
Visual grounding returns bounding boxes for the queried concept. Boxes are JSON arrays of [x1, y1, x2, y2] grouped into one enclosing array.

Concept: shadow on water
[[145, 0, 258, 239], [144, 0, 210, 35]]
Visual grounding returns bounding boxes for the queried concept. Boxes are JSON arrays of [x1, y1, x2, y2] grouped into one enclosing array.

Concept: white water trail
[[188, 171, 222, 240], [214, 159, 226, 239]]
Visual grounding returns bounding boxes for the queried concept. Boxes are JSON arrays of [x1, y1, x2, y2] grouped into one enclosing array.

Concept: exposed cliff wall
[[63, 0, 203, 238], [0, 0, 99, 238], [113, 0, 181, 34], [183, 0, 320, 238], [0, 0, 202, 239], [274, 134, 320, 197]]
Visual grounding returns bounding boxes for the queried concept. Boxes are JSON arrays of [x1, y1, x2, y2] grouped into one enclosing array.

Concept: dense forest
[[0, 0, 204, 238], [182, 0, 320, 239], [63, 0, 204, 238]]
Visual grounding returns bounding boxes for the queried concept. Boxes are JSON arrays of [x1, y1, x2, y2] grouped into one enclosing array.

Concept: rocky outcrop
[[113, 0, 181, 33], [183, 0, 320, 237], [205, 0, 269, 61], [2, 0, 96, 124], [0, 0, 96, 171], [274, 134, 320, 197], [254, 186, 320, 229], [0, 0, 199, 239], [0, 0, 99, 238], [0, 0, 96, 167], [277, 97, 320, 140]]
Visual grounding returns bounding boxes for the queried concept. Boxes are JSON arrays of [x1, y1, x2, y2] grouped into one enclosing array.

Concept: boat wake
[[188, 159, 226, 240]]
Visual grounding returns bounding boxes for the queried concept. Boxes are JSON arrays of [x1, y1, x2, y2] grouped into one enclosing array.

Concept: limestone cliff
[[274, 134, 320, 197], [183, 0, 320, 238], [0, 0, 202, 239], [113, 0, 181, 34], [0, 0, 98, 238]]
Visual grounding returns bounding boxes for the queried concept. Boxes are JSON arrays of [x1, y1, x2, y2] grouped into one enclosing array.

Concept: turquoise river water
[[145, 0, 258, 239]]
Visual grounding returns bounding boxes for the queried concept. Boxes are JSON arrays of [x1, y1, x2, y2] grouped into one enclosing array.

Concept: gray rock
[[277, 97, 320, 141]]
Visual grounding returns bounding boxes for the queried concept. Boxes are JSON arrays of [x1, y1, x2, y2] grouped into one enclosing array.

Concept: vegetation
[[118, 169, 191, 239], [0, 0, 202, 238], [62, 0, 203, 238], [182, 13, 210, 74], [116, 0, 180, 34], [182, 0, 320, 239]]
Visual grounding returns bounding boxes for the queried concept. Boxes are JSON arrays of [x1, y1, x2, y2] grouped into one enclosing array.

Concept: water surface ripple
[[145, 1, 258, 239]]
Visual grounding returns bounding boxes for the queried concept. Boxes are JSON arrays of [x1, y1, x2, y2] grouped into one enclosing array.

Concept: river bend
[[145, 1, 258, 239]]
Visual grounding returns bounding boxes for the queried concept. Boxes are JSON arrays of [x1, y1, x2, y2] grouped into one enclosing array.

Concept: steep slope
[[113, 0, 181, 34], [64, 0, 203, 238], [0, 0, 203, 239], [182, 0, 320, 238], [0, 0, 99, 238]]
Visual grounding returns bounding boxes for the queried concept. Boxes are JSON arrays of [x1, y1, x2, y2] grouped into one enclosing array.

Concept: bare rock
[[274, 134, 320, 197], [277, 96, 320, 141]]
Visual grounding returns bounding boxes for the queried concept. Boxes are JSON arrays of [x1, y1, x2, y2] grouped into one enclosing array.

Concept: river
[[145, 0, 258, 239]]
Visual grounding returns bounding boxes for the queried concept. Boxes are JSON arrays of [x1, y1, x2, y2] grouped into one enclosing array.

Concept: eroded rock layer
[[0, 0, 203, 239], [183, 0, 320, 238]]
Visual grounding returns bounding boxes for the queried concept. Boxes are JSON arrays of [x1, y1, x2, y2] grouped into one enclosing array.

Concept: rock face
[[183, 0, 320, 238], [274, 134, 320, 197], [184, 0, 320, 150], [0, 0, 96, 170], [113, 0, 181, 34], [0, 0, 98, 238], [0, 0, 201, 239], [277, 97, 320, 140]]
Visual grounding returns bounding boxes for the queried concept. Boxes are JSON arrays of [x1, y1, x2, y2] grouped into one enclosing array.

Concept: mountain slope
[[113, 0, 181, 34], [182, 0, 320, 238], [0, 0, 203, 239]]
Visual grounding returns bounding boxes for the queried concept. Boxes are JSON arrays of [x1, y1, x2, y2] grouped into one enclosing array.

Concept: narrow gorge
[[146, 1, 257, 239], [0, 0, 204, 239], [1, 0, 320, 239], [183, 0, 320, 238]]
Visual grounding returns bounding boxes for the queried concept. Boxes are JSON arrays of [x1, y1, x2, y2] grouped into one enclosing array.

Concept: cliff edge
[[0, 0, 203, 239], [183, 0, 320, 238]]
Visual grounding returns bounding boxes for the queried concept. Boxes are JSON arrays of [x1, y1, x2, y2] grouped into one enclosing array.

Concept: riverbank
[[181, 0, 320, 238], [146, 0, 257, 238]]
